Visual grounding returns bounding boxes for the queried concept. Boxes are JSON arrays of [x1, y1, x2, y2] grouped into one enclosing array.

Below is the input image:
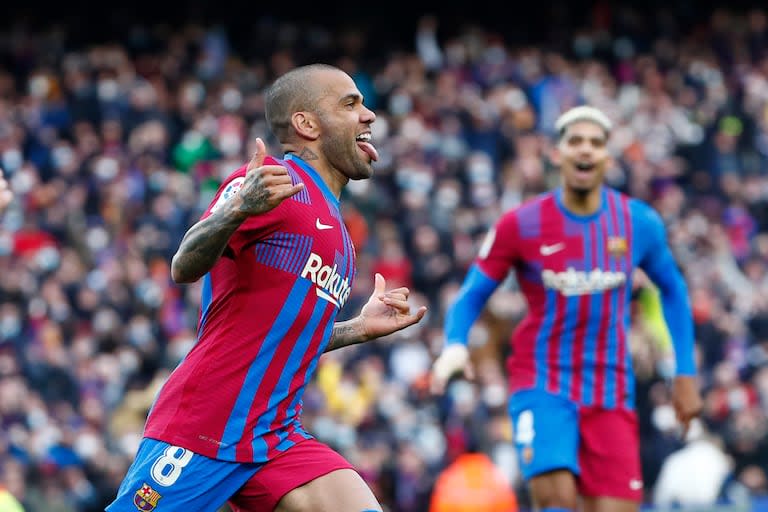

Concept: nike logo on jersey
[[539, 242, 565, 256], [629, 479, 643, 490], [316, 219, 334, 230]]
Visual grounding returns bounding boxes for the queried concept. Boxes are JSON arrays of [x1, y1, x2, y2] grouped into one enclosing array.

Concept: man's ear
[[291, 111, 320, 140]]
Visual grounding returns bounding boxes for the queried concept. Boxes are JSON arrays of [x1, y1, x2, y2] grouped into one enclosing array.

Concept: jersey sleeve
[[201, 165, 285, 256], [474, 210, 521, 281], [631, 199, 696, 376]]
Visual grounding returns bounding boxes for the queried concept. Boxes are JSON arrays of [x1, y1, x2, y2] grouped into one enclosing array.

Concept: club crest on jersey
[[133, 483, 162, 511], [301, 252, 351, 308], [607, 236, 627, 257], [210, 177, 245, 213]]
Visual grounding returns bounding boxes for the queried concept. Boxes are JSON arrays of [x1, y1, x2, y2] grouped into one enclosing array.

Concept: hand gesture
[[672, 375, 703, 439], [358, 273, 427, 340], [232, 138, 304, 216], [429, 343, 473, 394]]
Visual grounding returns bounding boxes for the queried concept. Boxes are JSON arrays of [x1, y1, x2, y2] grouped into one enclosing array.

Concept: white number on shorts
[[515, 410, 535, 445], [151, 445, 194, 487]]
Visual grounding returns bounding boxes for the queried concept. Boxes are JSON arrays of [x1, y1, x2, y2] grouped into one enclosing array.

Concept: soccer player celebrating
[[108, 64, 426, 512], [430, 106, 703, 512]]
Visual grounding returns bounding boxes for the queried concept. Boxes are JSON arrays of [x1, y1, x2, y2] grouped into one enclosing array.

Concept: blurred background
[[0, 1, 767, 511]]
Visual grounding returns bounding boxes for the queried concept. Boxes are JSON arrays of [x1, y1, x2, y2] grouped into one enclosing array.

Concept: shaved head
[[264, 64, 340, 142]]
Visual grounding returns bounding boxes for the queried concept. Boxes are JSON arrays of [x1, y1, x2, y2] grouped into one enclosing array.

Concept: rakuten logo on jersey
[[542, 268, 626, 296], [301, 253, 351, 308]]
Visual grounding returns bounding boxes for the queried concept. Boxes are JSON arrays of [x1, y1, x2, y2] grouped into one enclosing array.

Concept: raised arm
[[171, 138, 304, 284], [171, 205, 249, 283]]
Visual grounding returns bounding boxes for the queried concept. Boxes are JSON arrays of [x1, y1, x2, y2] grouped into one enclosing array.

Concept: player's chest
[[518, 217, 631, 273], [249, 206, 356, 279]]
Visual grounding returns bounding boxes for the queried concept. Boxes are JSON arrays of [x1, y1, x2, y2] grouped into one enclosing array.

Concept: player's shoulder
[[210, 156, 286, 213], [620, 194, 668, 240], [625, 195, 663, 223], [506, 190, 554, 219], [222, 155, 289, 178]]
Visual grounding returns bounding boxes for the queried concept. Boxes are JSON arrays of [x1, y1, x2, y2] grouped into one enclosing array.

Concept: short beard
[[321, 135, 372, 180]]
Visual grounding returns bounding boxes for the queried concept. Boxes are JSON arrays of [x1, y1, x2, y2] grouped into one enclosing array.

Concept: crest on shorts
[[134, 482, 162, 511], [607, 236, 627, 257], [211, 177, 245, 212]]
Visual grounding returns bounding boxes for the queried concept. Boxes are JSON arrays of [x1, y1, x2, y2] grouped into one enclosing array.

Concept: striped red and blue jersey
[[143, 154, 356, 463], [475, 186, 688, 410]]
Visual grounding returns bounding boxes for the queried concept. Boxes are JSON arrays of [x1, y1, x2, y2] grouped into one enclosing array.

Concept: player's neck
[[287, 150, 345, 199], [561, 186, 602, 216], [314, 165, 346, 199]]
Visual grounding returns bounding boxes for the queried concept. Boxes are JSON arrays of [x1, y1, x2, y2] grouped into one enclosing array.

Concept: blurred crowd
[[0, 3, 767, 511]]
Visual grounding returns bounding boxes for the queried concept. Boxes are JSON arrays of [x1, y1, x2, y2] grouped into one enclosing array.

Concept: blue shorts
[[509, 389, 580, 481], [106, 437, 356, 511], [107, 438, 259, 511], [508, 389, 643, 501]]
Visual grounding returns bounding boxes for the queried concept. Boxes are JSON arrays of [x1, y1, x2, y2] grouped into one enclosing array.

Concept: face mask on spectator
[[98, 79, 120, 101], [2, 149, 22, 173], [52, 145, 76, 170]]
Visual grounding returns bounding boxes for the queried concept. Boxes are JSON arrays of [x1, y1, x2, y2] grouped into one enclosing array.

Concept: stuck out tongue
[[357, 141, 379, 162]]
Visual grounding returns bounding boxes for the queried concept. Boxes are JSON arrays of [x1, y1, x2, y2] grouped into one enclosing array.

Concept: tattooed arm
[[324, 318, 369, 353], [171, 138, 304, 284], [324, 274, 427, 353], [170, 206, 248, 283]]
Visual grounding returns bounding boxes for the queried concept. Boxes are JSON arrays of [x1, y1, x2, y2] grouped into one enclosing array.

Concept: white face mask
[[29, 75, 50, 98], [98, 79, 119, 101], [52, 145, 75, 170], [220, 87, 242, 111], [0, 313, 21, 339], [94, 156, 119, 182], [218, 132, 242, 156], [182, 82, 205, 106], [389, 93, 413, 116], [2, 149, 22, 173]]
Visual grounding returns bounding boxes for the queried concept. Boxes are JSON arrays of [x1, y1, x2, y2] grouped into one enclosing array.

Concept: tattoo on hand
[[238, 180, 271, 214]]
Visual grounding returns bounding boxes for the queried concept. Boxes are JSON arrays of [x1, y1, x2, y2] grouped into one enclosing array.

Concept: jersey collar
[[283, 153, 340, 209]]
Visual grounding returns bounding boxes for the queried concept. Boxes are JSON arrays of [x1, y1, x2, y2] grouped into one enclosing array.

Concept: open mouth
[[356, 132, 379, 162], [575, 162, 595, 171]]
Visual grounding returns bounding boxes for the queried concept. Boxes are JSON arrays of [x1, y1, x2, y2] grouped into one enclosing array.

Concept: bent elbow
[[170, 257, 197, 284]]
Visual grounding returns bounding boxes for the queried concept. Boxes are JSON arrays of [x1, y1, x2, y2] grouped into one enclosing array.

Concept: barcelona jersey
[[144, 154, 356, 462], [475, 186, 691, 409]]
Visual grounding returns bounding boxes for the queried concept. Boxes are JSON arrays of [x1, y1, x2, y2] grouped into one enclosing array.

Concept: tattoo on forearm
[[297, 147, 319, 161], [324, 320, 365, 353], [171, 211, 244, 282]]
